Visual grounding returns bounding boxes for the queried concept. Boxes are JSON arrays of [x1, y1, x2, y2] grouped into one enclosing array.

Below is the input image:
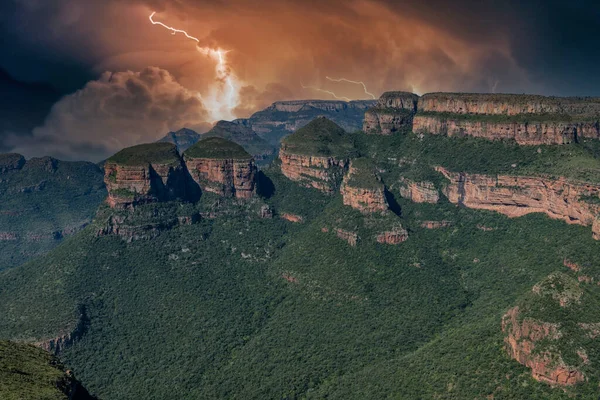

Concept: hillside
[[157, 128, 201, 152], [0, 340, 95, 400], [1, 93, 600, 399], [0, 154, 106, 269]]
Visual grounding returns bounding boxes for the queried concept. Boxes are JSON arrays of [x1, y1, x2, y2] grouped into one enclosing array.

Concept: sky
[[1, 0, 599, 161]]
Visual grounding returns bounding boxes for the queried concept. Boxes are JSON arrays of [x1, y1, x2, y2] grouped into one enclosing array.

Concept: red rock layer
[[398, 179, 439, 203], [341, 184, 388, 213], [418, 93, 600, 116], [413, 115, 599, 145], [363, 92, 419, 135], [184, 157, 256, 199], [376, 228, 408, 244], [436, 166, 600, 239], [335, 228, 358, 246], [279, 149, 346, 193], [420, 221, 452, 229], [502, 307, 584, 386]]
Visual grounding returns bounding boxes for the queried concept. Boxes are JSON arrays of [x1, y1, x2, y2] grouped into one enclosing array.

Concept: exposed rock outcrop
[[184, 137, 257, 199], [418, 93, 600, 117], [420, 220, 452, 229], [502, 306, 584, 386], [436, 166, 600, 239], [376, 227, 408, 244], [336, 228, 359, 246], [0, 153, 26, 173], [104, 143, 188, 209], [398, 179, 439, 203], [340, 159, 388, 214], [363, 92, 419, 135], [279, 118, 352, 193], [413, 115, 598, 145], [281, 213, 303, 223]]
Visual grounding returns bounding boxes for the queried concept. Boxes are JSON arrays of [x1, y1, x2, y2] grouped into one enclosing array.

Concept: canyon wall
[[340, 161, 388, 213], [363, 92, 419, 135], [279, 150, 347, 193], [436, 166, 600, 238], [184, 157, 256, 199]]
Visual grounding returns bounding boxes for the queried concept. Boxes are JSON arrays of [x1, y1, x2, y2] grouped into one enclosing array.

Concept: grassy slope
[[281, 117, 357, 158], [107, 143, 181, 166], [0, 157, 106, 270], [0, 340, 90, 400], [184, 137, 252, 160], [1, 130, 600, 398]]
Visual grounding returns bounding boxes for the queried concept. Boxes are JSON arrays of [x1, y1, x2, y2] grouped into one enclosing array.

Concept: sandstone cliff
[[184, 137, 256, 199], [340, 158, 388, 214], [376, 227, 408, 244], [418, 93, 600, 117], [436, 166, 600, 239], [104, 143, 188, 208], [279, 118, 352, 193], [363, 92, 419, 135], [413, 115, 598, 145], [398, 178, 439, 203]]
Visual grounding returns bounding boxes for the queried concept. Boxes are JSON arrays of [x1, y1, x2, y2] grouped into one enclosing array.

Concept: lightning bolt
[[301, 84, 351, 102], [325, 76, 376, 99], [149, 12, 240, 122]]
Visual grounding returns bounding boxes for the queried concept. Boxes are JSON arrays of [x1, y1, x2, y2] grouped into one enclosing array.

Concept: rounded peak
[[281, 117, 354, 157], [107, 142, 181, 166], [0, 153, 26, 172], [184, 136, 252, 160]]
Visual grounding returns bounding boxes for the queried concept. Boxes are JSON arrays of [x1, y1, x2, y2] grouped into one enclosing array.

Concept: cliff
[[184, 137, 257, 199], [279, 117, 353, 193], [363, 92, 419, 135], [502, 272, 600, 386], [340, 158, 388, 213], [413, 114, 598, 145], [104, 143, 188, 208], [398, 178, 439, 203], [436, 166, 600, 239]]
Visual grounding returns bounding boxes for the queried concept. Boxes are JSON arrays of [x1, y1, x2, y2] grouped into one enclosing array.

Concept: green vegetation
[[203, 121, 275, 163], [345, 157, 383, 190], [107, 142, 181, 166], [184, 137, 252, 160], [0, 340, 94, 400], [416, 110, 596, 123], [281, 117, 357, 158], [0, 156, 106, 270]]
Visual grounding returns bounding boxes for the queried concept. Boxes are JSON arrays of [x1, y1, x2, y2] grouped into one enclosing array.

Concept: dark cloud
[[7, 67, 210, 161]]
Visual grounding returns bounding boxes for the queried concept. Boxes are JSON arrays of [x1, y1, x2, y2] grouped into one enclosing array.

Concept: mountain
[[203, 120, 276, 163], [237, 99, 376, 144], [0, 153, 106, 269], [0, 340, 95, 400], [2, 92, 600, 399], [157, 128, 201, 152]]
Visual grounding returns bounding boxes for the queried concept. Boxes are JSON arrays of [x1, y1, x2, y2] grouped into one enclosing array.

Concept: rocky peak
[[184, 137, 257, 199], [104, 142, 188, 208], [279, 117, 352, 193], [340, 158, 388, 214]]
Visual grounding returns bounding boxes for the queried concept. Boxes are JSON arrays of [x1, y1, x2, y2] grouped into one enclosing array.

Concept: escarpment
[[105, 139, 258, 208], [184, 137, 257, 199], [104, 143, 188, 208], [398, 179, 439, 203], [436, 166, 600, 239], [413, 93, 600, 145], [363, 92, 419, 135], [340, 158, 388, 214], [279, 117, 352, 193]]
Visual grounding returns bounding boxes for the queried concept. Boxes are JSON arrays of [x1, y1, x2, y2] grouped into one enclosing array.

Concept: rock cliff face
[[418, 93, 600, 117], [104, 143, 188, 209], [0, 153, 26, 173], [502, 306, 584, 386], [184, 137, 257, 199], [398, 179, 439, 203], [436, 166, 600, 238], [280, 151, 347, 193], [413, 115, 598, 145], [363, 92, 419, 135], [376, 227, 408, 244], [340, 160, 388, 213], [279, 118, 352, 193]]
